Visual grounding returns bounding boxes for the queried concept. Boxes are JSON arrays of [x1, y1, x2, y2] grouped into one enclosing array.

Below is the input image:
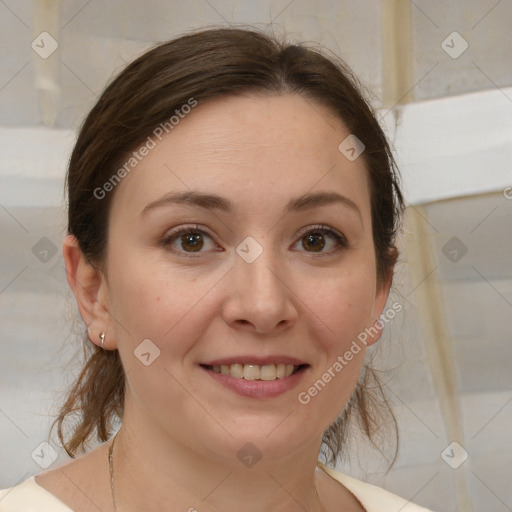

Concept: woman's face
[[100, 94, 391, 464]]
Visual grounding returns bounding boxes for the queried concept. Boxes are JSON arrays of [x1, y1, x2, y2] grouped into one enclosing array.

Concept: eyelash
[[161, 224, 348, 259]]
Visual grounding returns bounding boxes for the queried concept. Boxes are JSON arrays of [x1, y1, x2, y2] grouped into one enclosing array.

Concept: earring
[[100, 332, 105, 349]]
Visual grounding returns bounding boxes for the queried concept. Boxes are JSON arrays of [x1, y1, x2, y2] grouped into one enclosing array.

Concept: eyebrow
[[141, 190, 362, 221]]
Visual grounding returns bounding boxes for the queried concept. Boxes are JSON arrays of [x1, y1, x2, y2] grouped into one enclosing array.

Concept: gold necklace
[[108, 434, 118, 511]]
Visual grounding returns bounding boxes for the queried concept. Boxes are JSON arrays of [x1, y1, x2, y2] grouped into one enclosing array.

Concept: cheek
[[106, 249, 221, 356], [311, 266, 377, 347], [300, 267, 376, 414], [106, 257, 211, 408]]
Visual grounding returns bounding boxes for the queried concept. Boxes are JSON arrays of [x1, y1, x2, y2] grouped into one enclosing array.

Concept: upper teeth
[[211, 363, 298, 380]]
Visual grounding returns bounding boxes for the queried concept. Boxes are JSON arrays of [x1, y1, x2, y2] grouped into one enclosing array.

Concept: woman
[[0, 27, 432, 511]]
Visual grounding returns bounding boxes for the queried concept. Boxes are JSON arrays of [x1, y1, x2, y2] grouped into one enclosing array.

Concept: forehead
[[110, 94, 371, 221]]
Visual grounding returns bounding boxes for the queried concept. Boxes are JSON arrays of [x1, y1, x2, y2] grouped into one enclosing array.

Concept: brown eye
[[293, 225, 347, 256], [302, 232, 325, 252], [162, 225, 219, 257], [180, 232, 204, 252]]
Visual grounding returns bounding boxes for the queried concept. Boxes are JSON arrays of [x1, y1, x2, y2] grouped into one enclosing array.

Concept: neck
[[110, 412, 328, 512]]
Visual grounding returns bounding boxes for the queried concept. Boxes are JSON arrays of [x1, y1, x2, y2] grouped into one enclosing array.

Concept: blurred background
[[0, 1, 511, 510]]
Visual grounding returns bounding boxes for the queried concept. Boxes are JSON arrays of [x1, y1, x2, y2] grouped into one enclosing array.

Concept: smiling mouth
[[200, 363, 309, 381]]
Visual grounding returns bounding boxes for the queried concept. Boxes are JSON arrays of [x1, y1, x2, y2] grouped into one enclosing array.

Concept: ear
[[365, 247, 398, 347], [62, 234, 115, 349]]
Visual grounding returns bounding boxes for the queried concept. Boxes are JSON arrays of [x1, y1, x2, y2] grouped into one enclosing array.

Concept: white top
[[0, 462, 433, 511]]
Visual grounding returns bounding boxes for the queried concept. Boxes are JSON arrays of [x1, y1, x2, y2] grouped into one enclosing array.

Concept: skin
[[40, 94, 392, 512]]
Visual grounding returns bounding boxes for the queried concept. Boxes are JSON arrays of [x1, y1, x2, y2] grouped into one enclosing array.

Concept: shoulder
[[317, 462, 434, 512], [0, 442, 113, 512], [0, 476, 74, 512]]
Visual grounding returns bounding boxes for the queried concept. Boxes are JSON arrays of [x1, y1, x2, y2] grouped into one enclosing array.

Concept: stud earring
[[100, 332, 105, 349]]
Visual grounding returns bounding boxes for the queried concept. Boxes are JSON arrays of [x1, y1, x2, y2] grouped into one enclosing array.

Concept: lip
[[200, 364, 310, 398]]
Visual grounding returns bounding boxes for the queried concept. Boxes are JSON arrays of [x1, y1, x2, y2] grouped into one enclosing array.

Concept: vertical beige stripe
[[382, 2, 474, 509], [404, 208, 474, 511], [32, 0, 62, 127], [381, 0, 414, 106]]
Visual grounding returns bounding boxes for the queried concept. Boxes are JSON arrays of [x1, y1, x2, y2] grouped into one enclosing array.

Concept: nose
[[221, 243, 298, 335]]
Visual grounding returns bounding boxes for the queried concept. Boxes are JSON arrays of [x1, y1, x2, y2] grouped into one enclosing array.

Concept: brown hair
[[53, 26, 404, 467]]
